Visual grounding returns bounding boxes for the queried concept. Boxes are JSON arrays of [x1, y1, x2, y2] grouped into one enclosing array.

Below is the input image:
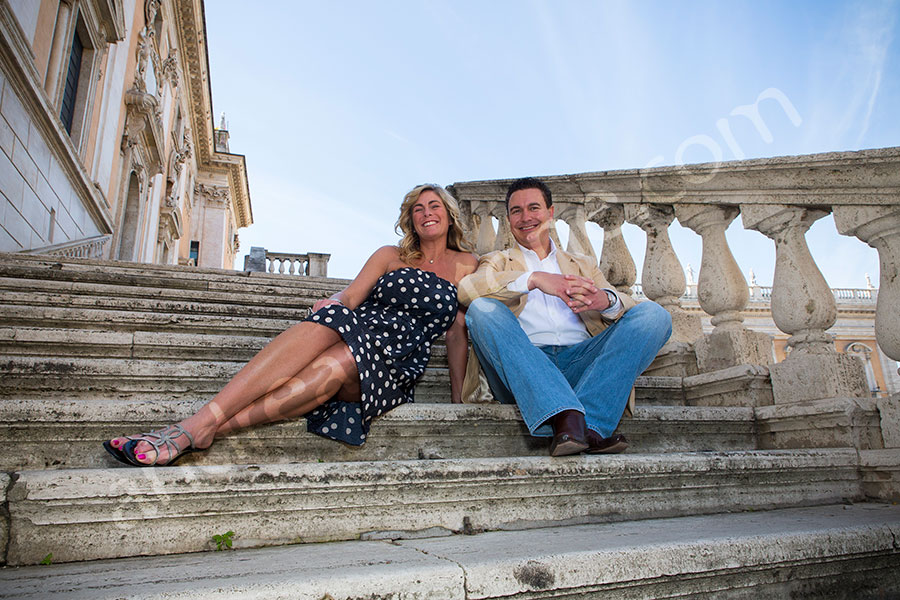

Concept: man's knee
[[635, 301, 672, 339], [465, 297, 509, 330]]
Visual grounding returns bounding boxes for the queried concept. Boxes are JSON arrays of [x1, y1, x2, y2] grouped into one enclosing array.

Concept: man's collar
[[516, 238, 557, 260]]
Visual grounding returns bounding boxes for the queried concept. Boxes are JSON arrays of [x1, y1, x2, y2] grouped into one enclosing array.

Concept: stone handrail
[[449, 146, 900, 404], [243, 246, 330, 277], [21, 234, 112, 259], [631, 283, 878, 305]]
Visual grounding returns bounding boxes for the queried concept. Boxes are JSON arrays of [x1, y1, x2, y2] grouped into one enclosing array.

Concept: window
[[59, 27, 83, 134], [189, 241, 199, 264]]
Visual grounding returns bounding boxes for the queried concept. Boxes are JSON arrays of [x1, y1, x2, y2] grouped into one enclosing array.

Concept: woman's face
[[411, 190, 450, 241]]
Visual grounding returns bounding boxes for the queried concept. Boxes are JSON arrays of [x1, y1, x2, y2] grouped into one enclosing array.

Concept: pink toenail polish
[[111, 440, 120, 447], [137, 454, 146, 460]]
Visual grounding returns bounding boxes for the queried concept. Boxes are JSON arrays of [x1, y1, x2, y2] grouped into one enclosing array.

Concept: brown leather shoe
[[585, 430, 628, 454], [549, 410, 588, 456]]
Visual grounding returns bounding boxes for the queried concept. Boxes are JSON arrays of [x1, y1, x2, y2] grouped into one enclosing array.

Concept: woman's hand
[[312, 297, 343, 313]]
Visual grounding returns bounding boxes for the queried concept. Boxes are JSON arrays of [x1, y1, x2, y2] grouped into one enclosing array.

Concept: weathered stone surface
[[645, 341, 698, 378], [5, 449, 861, 565], [4, 504, 899, 600], [769, 352, 870, 404], [0, 472, 8, 565], [877, 392, 900, 448], [859, 449, 900, 501], [404, 503, 900, 600], [693, 327, 773, 373], [756, 397, 884, 450], [0, 400, 756, 470], [684, 364, 773, 407]]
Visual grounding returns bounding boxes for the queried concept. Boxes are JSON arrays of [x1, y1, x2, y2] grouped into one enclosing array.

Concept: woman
[[104, 184, 478, 466]]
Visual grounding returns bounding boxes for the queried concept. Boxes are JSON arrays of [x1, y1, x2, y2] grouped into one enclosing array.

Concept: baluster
[[833, 205, 900, 362], [591, 204, 637, 295], [742, 205, 868, 403], [626, 203, 703, 344], [492, 202, 514, 252], [267, 259, 275, 274], [676, 204, 772, 371], [473, 202, 496, 255], [555, 203, 596, 260], [834, 205, 900, 448]]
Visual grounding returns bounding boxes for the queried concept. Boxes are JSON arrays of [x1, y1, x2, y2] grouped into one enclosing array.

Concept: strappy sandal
[[121, 424, 197, 467], [103, 436, 142, 466]]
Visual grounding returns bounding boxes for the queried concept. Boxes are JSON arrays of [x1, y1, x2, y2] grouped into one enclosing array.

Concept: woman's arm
[[311, 246, 398, 313], [446, 252, 479, 403], [446, 308, 468, 404]]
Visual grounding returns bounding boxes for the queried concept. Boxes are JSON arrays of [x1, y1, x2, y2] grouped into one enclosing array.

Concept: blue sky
[[204, 0, 898, 287]]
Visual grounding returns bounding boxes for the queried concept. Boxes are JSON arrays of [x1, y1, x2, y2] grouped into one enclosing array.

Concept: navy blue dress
[[303, 267, 458, 445]]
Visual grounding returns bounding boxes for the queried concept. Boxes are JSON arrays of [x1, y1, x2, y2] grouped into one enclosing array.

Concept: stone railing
[[21, 234, 112, 259], [449, 147, 900, 409], [632, 283, 878, 305], [243, 246, 330, 277]]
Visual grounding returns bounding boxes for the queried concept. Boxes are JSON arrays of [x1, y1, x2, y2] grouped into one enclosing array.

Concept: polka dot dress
[[303, 267, 458, 445]]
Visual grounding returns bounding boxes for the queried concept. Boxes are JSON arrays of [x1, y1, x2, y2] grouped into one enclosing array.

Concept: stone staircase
[[0, 253, 898, 599]]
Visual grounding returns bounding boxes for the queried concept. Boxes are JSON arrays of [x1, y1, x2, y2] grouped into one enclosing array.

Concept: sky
[[204, 0, 898, 288]]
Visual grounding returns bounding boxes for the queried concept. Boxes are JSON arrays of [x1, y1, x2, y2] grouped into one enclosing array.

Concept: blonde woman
[[104, 184, 478, 466]]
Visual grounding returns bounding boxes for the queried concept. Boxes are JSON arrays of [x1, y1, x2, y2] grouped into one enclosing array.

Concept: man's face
[[508, 188, 554, 251]]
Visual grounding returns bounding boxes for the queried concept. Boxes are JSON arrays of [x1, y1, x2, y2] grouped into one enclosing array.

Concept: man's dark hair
[[505, 177, 552, 210]]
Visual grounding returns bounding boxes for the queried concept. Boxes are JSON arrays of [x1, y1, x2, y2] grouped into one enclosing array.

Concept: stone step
[[0, 289, 309, 322], [2, 448, 863, 565], [0, 274, 334, 310], [0, 326, 451, 366], [0, 355, 450, 397], [4, 503, 896, 599], [0, 400, 757, 470], [0, 253, 349, 296]]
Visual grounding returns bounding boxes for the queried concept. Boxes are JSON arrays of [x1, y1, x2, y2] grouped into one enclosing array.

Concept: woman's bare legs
[[109, 321, 360, 464]]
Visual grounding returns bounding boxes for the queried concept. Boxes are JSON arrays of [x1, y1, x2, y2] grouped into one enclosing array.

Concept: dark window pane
[[60, 30, 83, 134]]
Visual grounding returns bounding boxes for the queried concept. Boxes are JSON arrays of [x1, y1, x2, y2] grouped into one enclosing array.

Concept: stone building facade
[[0, 0, 250, 268]]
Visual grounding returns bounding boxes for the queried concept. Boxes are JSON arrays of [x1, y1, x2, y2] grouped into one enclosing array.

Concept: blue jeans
[[465, 299, 671, 438]]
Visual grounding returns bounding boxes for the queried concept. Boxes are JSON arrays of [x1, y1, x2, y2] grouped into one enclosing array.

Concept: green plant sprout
[[40, 553, 53, 565], [212, 530, 235, 551]]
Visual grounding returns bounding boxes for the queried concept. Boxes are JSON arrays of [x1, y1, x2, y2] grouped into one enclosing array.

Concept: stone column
[[591, 204, 637, 295], [834, 204, 900, 448], [554, 203, 596, 260], [626, 203, 703, 344], [676, 204, 772, 372], [244, 247, 266, 272], [626, 203, 701, 376], [492, 202, 514, 252], [742, 205, 868, 404], [307, 253, 331, 277], [473, 203, 496, 255]]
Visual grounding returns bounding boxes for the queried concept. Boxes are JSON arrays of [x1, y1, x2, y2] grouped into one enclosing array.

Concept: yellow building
[[0, 0, 250, 268]]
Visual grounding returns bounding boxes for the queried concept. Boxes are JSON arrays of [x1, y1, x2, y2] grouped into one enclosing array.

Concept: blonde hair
[[395, 184, 473, 264]]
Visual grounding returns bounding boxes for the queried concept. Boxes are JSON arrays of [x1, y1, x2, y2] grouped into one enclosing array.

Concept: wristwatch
[[603, 289, 618, 309]]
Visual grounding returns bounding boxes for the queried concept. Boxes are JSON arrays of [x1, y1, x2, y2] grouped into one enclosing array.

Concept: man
[[458, 177, 671, 456]]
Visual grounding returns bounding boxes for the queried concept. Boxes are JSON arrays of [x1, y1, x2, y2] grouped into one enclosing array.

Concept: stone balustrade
[[633, 283, 878, 305], [21, 234, 111, 260], [243, 246, 330, 277], [449, 147, 900, 419]]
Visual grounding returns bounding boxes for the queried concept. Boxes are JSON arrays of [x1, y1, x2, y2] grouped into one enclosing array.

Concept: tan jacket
[[457, 245, 638, 415]]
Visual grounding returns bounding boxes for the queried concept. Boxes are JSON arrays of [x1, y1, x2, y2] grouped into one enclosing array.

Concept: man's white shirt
[[506, 239, 622, 346]]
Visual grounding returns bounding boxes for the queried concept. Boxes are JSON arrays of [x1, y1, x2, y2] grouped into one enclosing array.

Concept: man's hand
[[528, 273, 611, 313], [563, 275, 611, 314]]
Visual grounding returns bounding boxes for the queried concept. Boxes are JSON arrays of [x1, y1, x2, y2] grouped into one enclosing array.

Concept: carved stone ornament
[[194, 183, 231, 205], [134, 30, 150, 93], [162, 48, 179, 88], [145, 0, 161, 33]]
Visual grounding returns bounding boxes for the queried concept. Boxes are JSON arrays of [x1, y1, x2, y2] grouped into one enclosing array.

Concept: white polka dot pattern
[[303, 267, 458, 445]]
